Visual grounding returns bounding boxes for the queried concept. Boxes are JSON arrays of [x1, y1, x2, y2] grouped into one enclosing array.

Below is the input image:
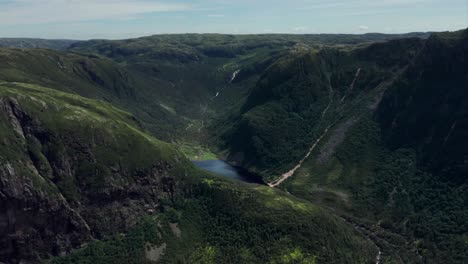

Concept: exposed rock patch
[[169, 223, 181, 238], [316, 118, 358, 164], [0, 98, 26, 139], [145, 242, 166, 262]]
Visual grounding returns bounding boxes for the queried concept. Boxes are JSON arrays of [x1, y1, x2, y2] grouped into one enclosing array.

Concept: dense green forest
[[0, 82, 375, 263], [0, 29, 466, 263], [280, 30, 468, 263]]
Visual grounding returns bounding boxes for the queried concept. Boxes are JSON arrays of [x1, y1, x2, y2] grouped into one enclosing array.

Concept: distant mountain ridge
[[0, 38, 79, 50], [0, 31, 432, 51]]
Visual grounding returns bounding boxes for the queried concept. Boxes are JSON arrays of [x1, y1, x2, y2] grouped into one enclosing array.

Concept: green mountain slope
[[0, 48, 190, 141], [0, 82, 377, 263], [214, 37, 424, 179], [0, 30, 465, 263], [0, 33, 431, 146], [0, 81, 187, 262], [278, 29, 468, 263], [66, 33, 430, 141]]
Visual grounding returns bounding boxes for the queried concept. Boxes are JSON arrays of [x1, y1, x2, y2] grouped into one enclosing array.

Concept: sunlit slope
[[0, 48, 190, 140], [0, 82, 377, 263]]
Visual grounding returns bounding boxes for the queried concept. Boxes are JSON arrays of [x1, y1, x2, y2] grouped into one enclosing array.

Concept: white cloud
[[359, 25, 369, 30], [0, 0, 192, 25], [292, 26, 308, 32]]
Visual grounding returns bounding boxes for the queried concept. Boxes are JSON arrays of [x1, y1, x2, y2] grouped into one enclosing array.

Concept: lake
[[192, 160, 264, 184]]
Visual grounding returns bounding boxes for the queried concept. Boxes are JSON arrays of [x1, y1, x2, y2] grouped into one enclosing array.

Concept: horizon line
[[0, 29, 458, 41]]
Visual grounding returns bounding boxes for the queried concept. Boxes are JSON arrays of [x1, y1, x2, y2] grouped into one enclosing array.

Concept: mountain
[[242, 30, 467, 263], [0, 38, 79, 50], [0, 47, 185, 141], [0, 30, 466, 263], [0, 81, 187, 262], [0, 33, 430, 143], [213, 37, 425, 178], [67, 33, 431, 140], [0, 82, 376, 263]]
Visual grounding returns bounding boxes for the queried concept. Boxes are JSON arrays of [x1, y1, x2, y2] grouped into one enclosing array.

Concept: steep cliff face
[[0, 97, 90, 262], [0, 83, 186, 263], [377, 30, 468, 182]]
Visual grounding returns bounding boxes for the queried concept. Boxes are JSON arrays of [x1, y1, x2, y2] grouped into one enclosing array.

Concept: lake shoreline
[[192, 159, 266, 185]]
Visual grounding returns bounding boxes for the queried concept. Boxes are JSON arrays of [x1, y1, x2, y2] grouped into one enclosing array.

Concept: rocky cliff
[[0, 82, 185, 263]]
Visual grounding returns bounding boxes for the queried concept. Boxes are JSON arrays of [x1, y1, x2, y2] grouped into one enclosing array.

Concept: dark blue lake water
[[192, 160, 264, 184]]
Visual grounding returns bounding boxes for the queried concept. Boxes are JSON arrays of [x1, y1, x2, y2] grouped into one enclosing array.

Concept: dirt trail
[[268, 124, 333, 187]]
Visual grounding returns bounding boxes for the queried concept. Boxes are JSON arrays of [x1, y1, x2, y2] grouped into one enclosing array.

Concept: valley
[[0, 29, 466, 263]]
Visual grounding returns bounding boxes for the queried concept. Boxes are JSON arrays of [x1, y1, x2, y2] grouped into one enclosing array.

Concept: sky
[[0, 0, 466, 40]]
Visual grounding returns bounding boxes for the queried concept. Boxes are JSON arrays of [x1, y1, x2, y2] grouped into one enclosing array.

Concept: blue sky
[[0, 0, 466, 39]]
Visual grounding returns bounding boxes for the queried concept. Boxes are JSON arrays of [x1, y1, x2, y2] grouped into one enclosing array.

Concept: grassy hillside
[[0, 48, 190, 141], [0, 82, 377, 263]]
